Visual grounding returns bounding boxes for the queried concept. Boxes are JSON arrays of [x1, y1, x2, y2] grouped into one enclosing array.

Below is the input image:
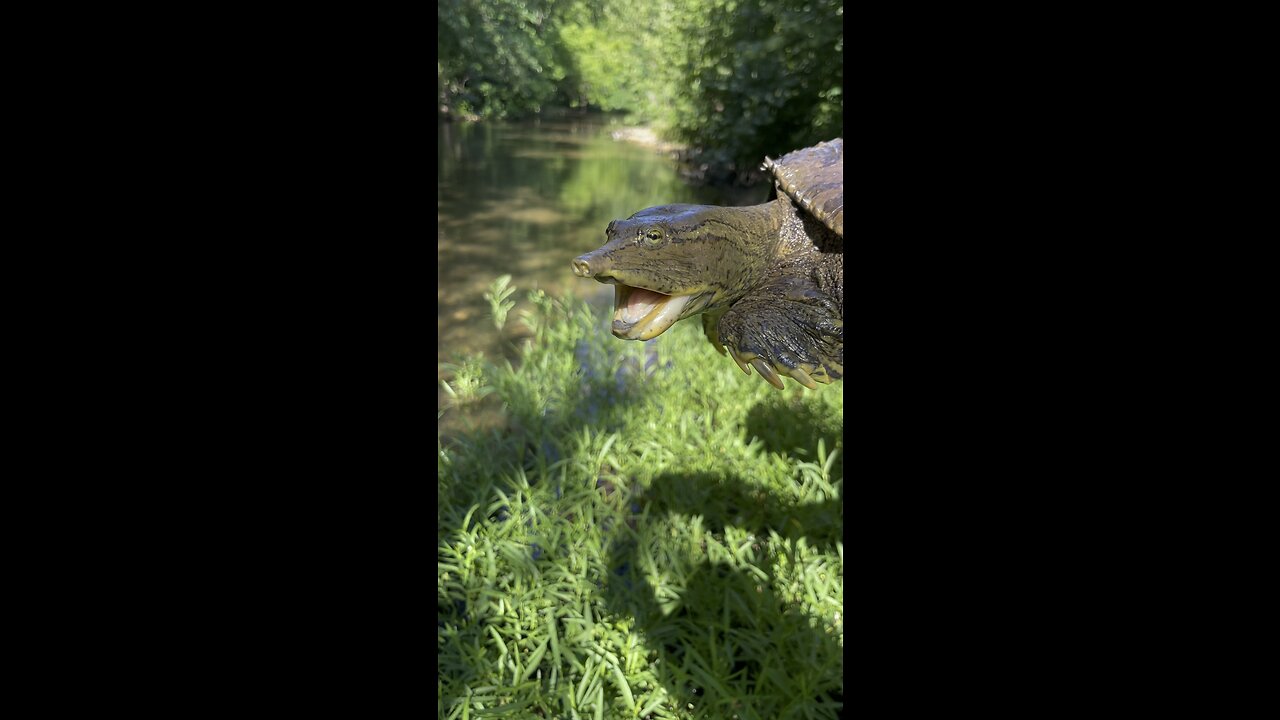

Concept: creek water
[[437, 114, 768, 428]]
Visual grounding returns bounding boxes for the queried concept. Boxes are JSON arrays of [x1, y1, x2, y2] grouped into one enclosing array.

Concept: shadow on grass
[[596, 388, 844, 715], [595, 391, 843, 717], [440, 309, 844, 716], [745, 392, 844, 482], [604, 469, 843, 718], [640, 471, 841, 553]]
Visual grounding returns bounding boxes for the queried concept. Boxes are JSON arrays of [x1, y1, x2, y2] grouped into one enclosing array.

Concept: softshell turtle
[[570, 138, 843, 390]]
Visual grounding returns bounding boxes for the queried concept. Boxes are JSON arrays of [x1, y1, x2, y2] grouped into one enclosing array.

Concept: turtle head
[[572, 203, 775, 341]]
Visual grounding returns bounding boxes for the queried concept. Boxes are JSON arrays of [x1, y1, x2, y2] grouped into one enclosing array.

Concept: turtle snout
[[571, 251, 605, 278]]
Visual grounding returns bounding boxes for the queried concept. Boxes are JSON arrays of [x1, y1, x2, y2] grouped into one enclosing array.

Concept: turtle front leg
[[716, 276, 843, 391]]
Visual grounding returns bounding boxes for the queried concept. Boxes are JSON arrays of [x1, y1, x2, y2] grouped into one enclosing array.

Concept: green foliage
[[555, 1, 681, 119], [439, 278, 843, 718], [437, 0, 843, 177], [665, 0, 844, 173], [437, 0, 569, 119], [484, 274, 517, 332], [440, 356, 495, 409]]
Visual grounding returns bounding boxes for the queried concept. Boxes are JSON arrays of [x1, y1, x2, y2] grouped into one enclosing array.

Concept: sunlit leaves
[[438, 0, 843, 178], [484, 274, 517, 331]]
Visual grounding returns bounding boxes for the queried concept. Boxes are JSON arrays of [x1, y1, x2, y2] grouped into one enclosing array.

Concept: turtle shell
[[762, 138, 843, 238]]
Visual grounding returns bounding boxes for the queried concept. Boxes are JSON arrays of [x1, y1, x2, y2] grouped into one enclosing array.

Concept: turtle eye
[[605, 221, 616, 236], [643, 228, 664, 246]]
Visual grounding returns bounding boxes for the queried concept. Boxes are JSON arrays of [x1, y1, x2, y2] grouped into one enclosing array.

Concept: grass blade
[[520, 638, 549, 683], [607, 661, 635, 712]]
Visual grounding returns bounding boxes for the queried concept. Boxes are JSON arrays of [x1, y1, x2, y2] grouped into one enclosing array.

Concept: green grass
[[439, 278, 843, 719]]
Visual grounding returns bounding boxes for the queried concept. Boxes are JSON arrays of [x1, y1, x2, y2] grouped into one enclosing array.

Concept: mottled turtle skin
[[571, 139, 843, 390]]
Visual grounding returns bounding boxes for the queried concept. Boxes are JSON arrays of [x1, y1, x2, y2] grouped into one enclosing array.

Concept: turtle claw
[[789, 366, 818, 390], [729, 348, 752, 375], [751, 358, 785, 390]]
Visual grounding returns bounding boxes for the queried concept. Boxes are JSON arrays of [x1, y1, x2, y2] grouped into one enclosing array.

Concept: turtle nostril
[[572, 256, 592, 277]]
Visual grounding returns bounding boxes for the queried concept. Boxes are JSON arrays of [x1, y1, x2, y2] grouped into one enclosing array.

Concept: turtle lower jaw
[[611, 284, 696, 340]]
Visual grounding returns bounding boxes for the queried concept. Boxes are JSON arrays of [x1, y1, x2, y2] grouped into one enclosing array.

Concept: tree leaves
[[438, 0, 843, 180]]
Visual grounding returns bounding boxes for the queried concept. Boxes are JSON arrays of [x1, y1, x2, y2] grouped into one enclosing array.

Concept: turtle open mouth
[[610, 283, 694, 340]]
